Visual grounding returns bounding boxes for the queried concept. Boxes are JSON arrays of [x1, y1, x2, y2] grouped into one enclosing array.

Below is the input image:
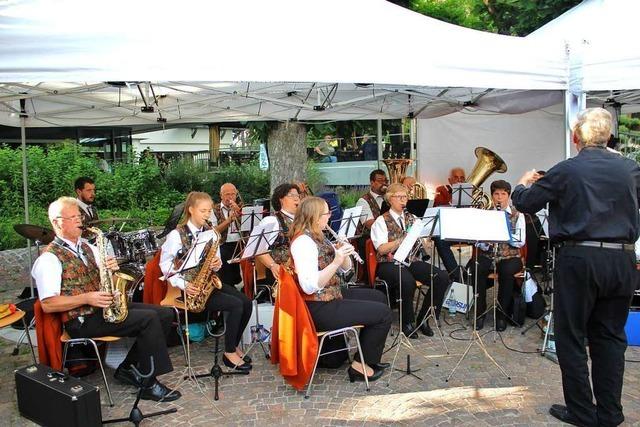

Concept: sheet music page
[[241, 205, 263, 232], [242, 221, 277, 259], [182, 229, 217, 270], [536, 208, 549, 237], [451, 183, 475, 207], [338, 206, 363, 239], [439, 208, 510, 242], [394, 219, 425, 263], [419, 209, 440, 238], [421, 207, 453, 237]]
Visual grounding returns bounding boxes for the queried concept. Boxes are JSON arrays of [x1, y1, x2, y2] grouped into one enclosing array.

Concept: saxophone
[[185, 228, 223, 313], [87, 227, 133, 323]]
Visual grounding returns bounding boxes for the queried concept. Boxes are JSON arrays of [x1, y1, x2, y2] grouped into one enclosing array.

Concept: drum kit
[[13, 217, 163, 303]]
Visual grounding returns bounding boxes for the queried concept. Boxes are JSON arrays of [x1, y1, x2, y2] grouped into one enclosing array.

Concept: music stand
[[438, 208, 512, 382], [162, 232, 225, 414], [450, 183, 475, 208], [236, 222, 280, 360], [385, 218, 429, 385], [330, 208, 366, 285]]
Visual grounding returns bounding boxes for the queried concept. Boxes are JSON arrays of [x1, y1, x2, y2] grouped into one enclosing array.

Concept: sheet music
[[419, 208, 440, 238], [338, 206, 363, 239], [536, 208, 549, 237], [242, 221, 277, 260], [241, 205, 264, 232], [439, 208, 510, 242], [394, 219, 425, 264], [182, 229, 217, 270]]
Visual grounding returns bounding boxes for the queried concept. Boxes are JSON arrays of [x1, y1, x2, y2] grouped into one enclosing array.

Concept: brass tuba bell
[[466, 147, 507, 209], [382, 159, 413, 184]]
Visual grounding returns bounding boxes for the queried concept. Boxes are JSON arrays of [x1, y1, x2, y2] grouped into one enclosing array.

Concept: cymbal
[[87, 217, 141, 226], [13, 224, 55, 244]]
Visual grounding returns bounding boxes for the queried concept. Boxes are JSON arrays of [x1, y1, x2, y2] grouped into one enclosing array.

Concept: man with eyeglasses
[[32, 197, 181, 402], [210, 182, 244, 286]]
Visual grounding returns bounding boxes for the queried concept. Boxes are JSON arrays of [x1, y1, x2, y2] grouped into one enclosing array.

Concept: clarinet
[[325, 226, 364, 264]]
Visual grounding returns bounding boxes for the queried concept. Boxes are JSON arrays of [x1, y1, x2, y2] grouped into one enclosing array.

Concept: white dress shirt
[[32, 237, 101, 301], [290, 234, 351, 295], [209, 204, 240, 243], [76, 198, 95, 220], [356, 191, 385, 223], [370, 210, 410, 250], [160, 220, 222, 290]]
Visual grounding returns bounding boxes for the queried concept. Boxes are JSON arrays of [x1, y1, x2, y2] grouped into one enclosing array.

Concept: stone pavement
[[2, 312, 640, 426]]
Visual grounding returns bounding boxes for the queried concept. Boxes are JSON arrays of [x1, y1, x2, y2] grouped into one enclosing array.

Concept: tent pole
[[20, 116, 34, 298], [564, 90, 586, 159], [410, 117, 417, 177], [377, 119, 383, 168]]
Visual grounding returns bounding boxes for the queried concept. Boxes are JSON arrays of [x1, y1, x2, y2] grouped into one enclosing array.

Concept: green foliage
[[335, 186, 367, 209], [411, 0, 484, 30], [305, 161, 327, 195]]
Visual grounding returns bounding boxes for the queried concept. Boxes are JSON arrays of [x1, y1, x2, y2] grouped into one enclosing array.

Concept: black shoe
[[548, 404, 585, 426], [402, 324, 419, 339], [140, 380, 182, 402], [222, 354, 252, 371], [114, 365, 142, 388], [419, 323, 434, 337], [475, 317, 485, 331], [347, 366, 384, 383], [371, 362, 390, 370], [496, 318, 507, 332], [242, 355, 252, 364]]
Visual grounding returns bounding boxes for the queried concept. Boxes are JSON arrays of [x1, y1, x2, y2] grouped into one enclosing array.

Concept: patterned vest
[[212, 205, 228, 244], [376, 211, 415, 263], [299, 234, 343, 302], [176, 223, 215, 283], [480, 208, 522, 261], [356, 192, 384, 236], [45, 241, 101, 322], [270, 211, 293, 265]]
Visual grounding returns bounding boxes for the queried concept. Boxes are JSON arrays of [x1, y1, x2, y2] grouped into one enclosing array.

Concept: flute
[[325, 226, 364, 264]]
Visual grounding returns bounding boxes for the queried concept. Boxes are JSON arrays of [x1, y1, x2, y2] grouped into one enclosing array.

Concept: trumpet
[[325, 226, 364, 264]]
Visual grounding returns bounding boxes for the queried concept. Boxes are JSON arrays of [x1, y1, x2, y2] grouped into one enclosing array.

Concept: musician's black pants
[[306, 288, 391, 365], [470, 255, 522, 320], [434, 238, 461, 281], [554, 246, 636, 427], [376, 261, 449, 325], [219, 241, 242, 285], [65, 303, 174, 377], [204, 283, 252, 353]]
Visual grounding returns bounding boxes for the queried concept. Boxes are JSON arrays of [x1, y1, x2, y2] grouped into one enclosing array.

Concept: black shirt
[[511, 146, 640, 244]]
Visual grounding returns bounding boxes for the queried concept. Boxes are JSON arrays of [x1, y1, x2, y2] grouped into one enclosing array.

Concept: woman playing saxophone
[[160, 191, 253, 371]]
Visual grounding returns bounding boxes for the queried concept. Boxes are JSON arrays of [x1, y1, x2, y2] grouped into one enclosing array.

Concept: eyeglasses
[[391, 195, 408, 200], [57, 214, 83, 221], [286, 193, 300, 199]]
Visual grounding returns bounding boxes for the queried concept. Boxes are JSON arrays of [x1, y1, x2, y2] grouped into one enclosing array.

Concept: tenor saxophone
[[87, 227, 133, 323], [185, 228, 223, 313]]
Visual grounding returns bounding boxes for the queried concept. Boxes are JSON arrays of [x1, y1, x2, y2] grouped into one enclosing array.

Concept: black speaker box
[[15, 364, 102, 427]]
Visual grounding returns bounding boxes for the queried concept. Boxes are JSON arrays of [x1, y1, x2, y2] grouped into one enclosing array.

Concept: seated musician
[[290, 197, 392, 382], [32, 197, 180, 402], [210, 182, 243, 286], [468, 180, 526, 331], [256, 183, 300, 283], [160, 192, 253, 371], [371, 183, 449, 338]]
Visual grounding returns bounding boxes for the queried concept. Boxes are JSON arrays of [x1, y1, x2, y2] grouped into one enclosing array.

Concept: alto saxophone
[[87, 227, 133, 323], [185, 228, 223, 313]]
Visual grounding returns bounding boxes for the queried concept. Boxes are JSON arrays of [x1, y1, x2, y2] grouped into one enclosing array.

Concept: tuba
[[382, 158, 413, 184], [466, 147, 507, 209], [87, 227, 133, 323], [409, 182, 427, 199], [186, 228, 223, 313]]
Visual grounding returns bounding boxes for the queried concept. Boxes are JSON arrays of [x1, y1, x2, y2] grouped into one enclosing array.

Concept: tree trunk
[[267, 121, 307, 192]]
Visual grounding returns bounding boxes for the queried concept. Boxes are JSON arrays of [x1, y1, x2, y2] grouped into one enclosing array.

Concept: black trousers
[[469, 255, 522, 320], [65, 302, 174, 377], [377, 261, 449, 326], [219, 241, 242, 285], [306, 288, 391, 365], [554, 246, 636, 427], [434, 238, 461, 281], [204, 283, 252, 353]]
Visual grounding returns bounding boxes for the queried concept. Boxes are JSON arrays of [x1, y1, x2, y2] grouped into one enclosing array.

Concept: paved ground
[[2, 309, 640, 426]]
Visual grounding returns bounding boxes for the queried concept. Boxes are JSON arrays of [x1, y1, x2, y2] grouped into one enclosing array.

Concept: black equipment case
[[15, 364, 102, 427]]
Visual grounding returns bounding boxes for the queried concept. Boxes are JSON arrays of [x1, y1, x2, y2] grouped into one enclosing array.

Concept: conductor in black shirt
[[512, 108, 640, 427]]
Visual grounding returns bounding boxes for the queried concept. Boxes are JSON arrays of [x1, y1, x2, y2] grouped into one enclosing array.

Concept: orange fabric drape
[[270, 266, 319, 391], [241, 259, 254, 298], [143, 251, 168, 305], [34, 300, 63, 371], [365, 239, 378, 287]]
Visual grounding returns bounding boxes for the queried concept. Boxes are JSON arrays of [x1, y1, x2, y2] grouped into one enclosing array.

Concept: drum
[[105, 231, 129, 263], [125, 229, 158, 264], [118, 263, 145, 303]]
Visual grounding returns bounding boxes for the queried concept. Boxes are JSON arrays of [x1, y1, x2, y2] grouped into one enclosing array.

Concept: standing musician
[[210, 183, 244, 286], [512, 108, 640, 427], [290, 197, 392, 382], [74, 176, 98, 223], [32, 197, 180, 402], [371, 183, 449, 338], [160, 192, 253, 371], [468, 180, 526, 331], [256, 183, 300, 282]]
